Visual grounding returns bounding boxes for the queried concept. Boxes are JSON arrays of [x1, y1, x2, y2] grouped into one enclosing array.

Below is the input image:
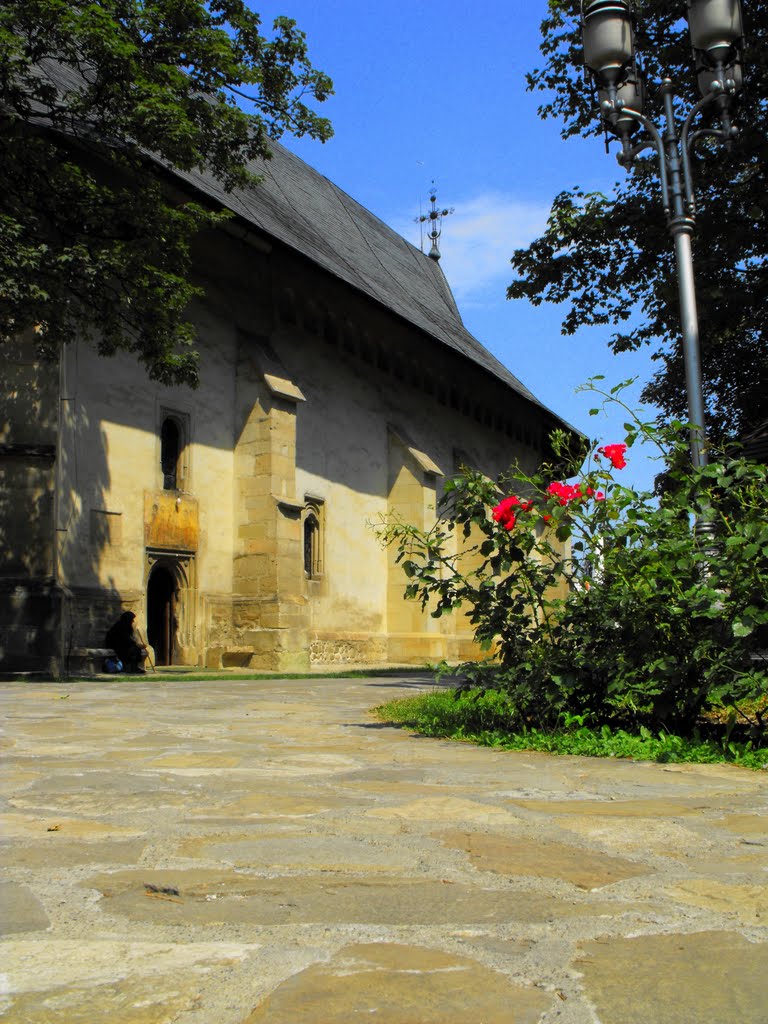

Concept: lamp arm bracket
[[680, 91, 718, 212], [688, 127, 729, 146], [617, 140, 656, 165], [681, 90, 718, 149], [611, 105, 671, 216]]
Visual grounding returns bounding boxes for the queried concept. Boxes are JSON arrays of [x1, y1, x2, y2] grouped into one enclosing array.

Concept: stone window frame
[[144, 548, 196, 662], [158, 408, 190, 492], [303, 496, 325, 579]]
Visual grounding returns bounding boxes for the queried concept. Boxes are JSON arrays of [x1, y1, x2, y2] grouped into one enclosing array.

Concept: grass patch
[[374, 689, 768, 771], [47, 667, 435, 684]]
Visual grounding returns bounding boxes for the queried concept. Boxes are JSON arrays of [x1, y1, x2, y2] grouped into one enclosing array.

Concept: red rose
[[597, 443, 627, 470], [492, 494, 534, 530]]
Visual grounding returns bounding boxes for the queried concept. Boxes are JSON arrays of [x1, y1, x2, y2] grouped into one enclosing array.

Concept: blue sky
[[254, 0, 665, 490]]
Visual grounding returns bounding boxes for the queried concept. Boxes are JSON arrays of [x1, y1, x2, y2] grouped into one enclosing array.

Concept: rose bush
[[377, 382, 767, 739]]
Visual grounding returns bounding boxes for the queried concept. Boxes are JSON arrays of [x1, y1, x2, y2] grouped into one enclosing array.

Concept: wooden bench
[[68, 648, 114, 674]]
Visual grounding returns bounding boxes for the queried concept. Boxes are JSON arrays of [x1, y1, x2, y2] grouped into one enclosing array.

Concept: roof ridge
[[29, 60, 568, 427]]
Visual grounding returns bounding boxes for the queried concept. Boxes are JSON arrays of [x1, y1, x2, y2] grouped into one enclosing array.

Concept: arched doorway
[[147, 565, 177, 665]]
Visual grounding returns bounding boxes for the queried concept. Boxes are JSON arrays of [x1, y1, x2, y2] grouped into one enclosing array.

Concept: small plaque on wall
[[144, 492, 199, 551]]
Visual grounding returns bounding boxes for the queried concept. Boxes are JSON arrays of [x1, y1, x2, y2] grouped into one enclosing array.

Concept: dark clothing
[[105, 613, 146, 672]]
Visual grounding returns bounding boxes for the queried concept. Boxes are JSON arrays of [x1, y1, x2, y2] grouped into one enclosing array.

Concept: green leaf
[[0, 0, 334, 387], [510, 8, 767, 444], [732, 621, 753, 638]]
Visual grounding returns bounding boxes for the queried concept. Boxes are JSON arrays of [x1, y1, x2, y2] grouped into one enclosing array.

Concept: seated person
[[105, 611, 147, 673]]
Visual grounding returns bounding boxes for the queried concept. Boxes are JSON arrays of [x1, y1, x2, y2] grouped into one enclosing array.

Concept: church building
[[1, 140, 574, 678]]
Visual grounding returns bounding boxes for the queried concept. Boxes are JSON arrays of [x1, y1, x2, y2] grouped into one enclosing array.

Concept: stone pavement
[[1, 673, 766, 1023]]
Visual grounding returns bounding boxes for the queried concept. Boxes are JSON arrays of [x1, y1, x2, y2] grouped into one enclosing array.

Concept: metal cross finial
[[416, 184, 454, 261]]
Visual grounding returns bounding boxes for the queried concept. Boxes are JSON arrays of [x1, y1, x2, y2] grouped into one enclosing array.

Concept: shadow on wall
[[67, 459, 123, 665], [0, 337, 62, 673], [0, 337, 116, 674], [58, 338, 123, 667]]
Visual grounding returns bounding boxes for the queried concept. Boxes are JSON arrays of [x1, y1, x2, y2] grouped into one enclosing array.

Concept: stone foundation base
[[0, 580, 488, 677], [309, 631, 483, 669], [0, 578, 68, 678], [310, 632, 388, 667]]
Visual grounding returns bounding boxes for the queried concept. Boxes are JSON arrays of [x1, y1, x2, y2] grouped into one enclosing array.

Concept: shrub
[[376, 380, 767, 739]]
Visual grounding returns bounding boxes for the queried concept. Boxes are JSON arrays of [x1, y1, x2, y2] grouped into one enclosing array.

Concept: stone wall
[[1, 226, 566, 675], [0, 338, 63, 674], [309, 633, 388, 667], [273, 250, 548, 670]]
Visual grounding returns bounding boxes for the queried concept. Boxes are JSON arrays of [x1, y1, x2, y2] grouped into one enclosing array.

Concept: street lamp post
[[580, 0, 745, 469]]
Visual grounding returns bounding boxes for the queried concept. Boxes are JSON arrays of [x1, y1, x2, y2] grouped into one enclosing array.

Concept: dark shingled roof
[[174, 143, 553, 413], [32, 59, 567, 425]]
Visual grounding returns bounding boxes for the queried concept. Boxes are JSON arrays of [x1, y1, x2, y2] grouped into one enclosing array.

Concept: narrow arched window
[[304, 512, 320, 577], [161, 417, 181, 490]]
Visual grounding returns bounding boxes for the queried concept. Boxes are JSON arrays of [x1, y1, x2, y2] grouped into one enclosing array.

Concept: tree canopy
[[0, 0, 333, 386], [510, 0, 767, 443]]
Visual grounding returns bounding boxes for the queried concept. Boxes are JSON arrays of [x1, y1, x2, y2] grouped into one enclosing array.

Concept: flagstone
[[177, 834, 422, 871], [242, 942, 552, 1024], [3, 675, 767, 1024], [2, 940, 258, 1024], [512, 798, 719, 817], [14, 771, 180, 798], [664, 879, 768, 924], [0, 839, 146, 869], [553, 814, 710, 855], [653, 762, 764, 782], [574, 931, 768, 1024], [0, 813, 146, 839], [685, 852, 768, 877], [0, 769, 39, 795], [720, 813, 768, 837], [147, 753, 243, 768], [185, 790, 354, 818], [3, 980, 198, 1024], [366, 796, 521, 824], [439, 831, 649, 890], [0, 882, 50, 934], [83, 869, 628, 926], [9, 769, 222, 817]]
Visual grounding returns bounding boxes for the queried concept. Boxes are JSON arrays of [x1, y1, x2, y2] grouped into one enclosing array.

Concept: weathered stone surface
[[0, 813, 146, 839], [439, 830, 649, 890], [3, 972, 199, 1023], [243, 943, 552, 1023], [0, 769, 39, 795], [185, 791, 345, 819], [148, 753, 243, 768], [1, 940, 258, 1024], [333, 767, 427, 784], [9, 771, 198, 814], [3, 675, 767, 1024], [664, 880, 768, 924], [513, 798, 719, 817], [0, 839, 146, 868], [650, 762, 764, 782], [687, 852, 768, 878], [554, 813, 709, 855], [0, 882, 50, 934], [178, 834, 422, 872], [575, 931, 768, 1024], [367, 796, 520, 824], [83, 869, 623, 926], [720, 813, 768, 837]]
